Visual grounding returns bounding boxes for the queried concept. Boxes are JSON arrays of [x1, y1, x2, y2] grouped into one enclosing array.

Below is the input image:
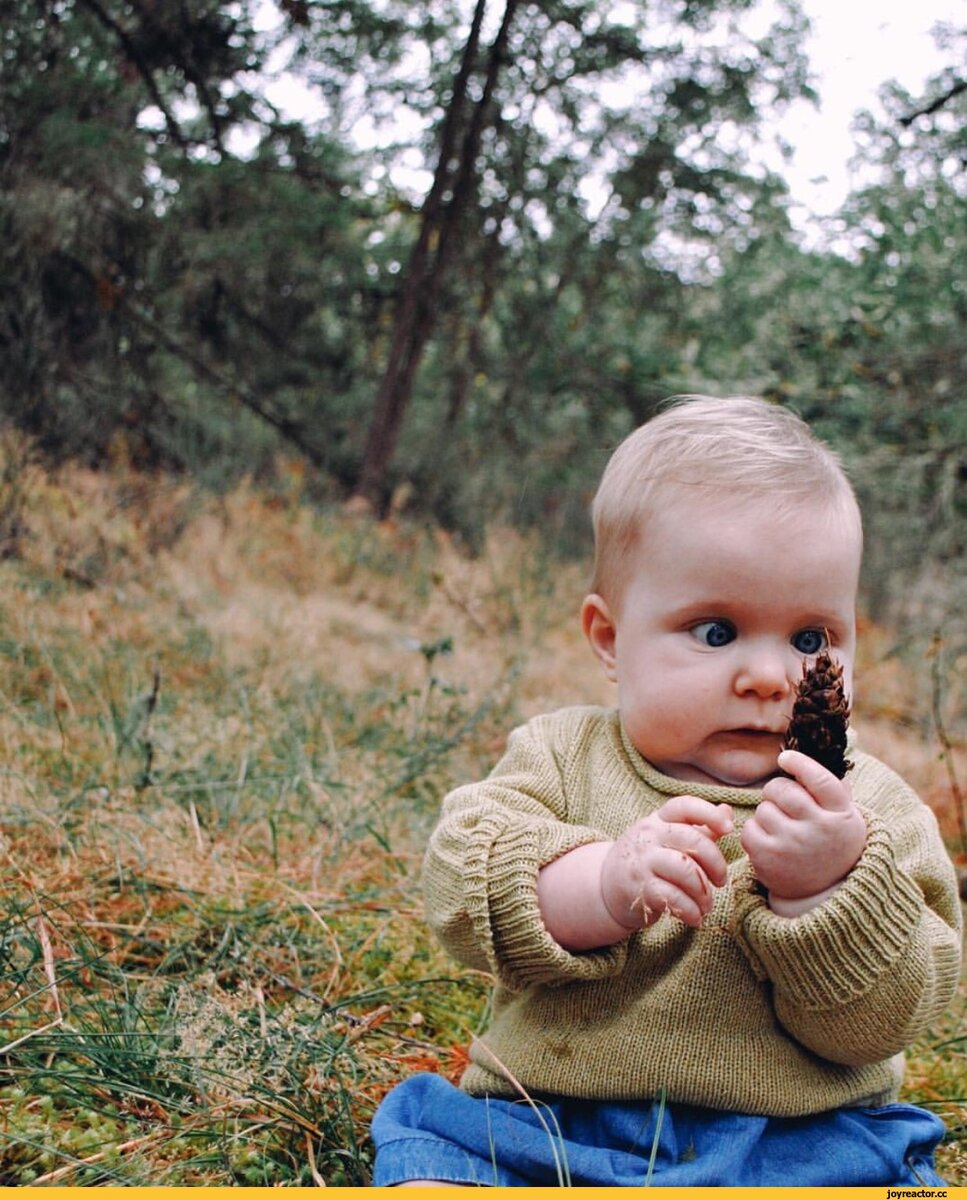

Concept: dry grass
[[0, 450, 963, 1185]]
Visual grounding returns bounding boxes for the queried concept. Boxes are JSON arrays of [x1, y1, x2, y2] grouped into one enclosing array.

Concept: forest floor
[[0, 455, 963, 1185]]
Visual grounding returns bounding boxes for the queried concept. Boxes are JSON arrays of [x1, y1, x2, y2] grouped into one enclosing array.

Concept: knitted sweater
[[424, 706, 963, 1117]]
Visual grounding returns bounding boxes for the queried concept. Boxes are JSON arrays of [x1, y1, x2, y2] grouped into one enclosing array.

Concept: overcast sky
[[775, 0, 959, 219], [254, 0, 961, 228]]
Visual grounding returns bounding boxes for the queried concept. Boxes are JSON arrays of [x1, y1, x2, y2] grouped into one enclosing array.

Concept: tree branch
[[900, 79, 967, 126], [118, 295, 324, 468], [75, 0, 189, 150]]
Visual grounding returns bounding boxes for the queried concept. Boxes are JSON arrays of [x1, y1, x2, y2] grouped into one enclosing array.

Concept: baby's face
[[583, 494, 860, 788]]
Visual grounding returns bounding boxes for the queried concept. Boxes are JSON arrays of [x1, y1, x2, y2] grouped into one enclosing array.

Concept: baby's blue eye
[[692, 621, 736, 647], [792, 628, 827, 655]]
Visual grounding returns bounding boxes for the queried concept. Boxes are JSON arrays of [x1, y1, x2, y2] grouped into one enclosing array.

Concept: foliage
[[0, 2, 964, 635], [3, 0, 813, 488], [0, 459, 963, 1185]]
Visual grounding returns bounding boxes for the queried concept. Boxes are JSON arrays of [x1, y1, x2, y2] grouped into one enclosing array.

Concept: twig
[[137, 664, 162, 790], [36, 913, 62, 1021], [187, 799, 206, 853], [274, 880, 344, 1002], [30, 1130, 168, 1186], [929, 631, 967, 855], [305, 1131, 327, 1186], [900, 79, 967, 126], [470, 1037, 571, 1187], [0, 1016, 63, 1057], [343, 1004, 392, 1044]]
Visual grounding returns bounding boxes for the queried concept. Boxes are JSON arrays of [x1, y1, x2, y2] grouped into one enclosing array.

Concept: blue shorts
[[371, 1073, 947, 1187]]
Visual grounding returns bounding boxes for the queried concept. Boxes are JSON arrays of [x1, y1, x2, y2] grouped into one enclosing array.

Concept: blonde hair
[[590, 395, 863, 601]]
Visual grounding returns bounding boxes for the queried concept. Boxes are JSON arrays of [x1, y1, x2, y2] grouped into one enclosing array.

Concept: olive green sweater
[[424, 706, 962, 1117]]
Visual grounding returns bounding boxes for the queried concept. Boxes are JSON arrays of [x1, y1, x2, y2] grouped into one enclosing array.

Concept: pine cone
[[783, 651, 853, 779]]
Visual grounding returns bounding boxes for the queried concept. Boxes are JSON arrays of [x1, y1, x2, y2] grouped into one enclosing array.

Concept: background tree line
[[1, 0, 964, 631]]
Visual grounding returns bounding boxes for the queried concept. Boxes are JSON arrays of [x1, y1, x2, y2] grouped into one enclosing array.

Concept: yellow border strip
[[34, 1188, 966, 1198]]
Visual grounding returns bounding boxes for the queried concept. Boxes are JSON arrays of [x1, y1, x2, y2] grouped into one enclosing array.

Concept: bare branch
[[900, 79, 967, 126]]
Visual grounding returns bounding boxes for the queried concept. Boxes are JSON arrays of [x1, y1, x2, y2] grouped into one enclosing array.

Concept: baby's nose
[[734, 646, 792, 699]]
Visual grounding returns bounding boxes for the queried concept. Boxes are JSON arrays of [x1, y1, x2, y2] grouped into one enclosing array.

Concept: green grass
[[0, 659, 495, 1185], [0, 461, 963, 1185]]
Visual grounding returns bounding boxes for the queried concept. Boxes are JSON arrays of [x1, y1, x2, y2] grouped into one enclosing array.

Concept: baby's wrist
[[599, 885, 643, 936], [538, 842, 636, 950], [767, 881, 843, 918], [599, 844, 646, 936]]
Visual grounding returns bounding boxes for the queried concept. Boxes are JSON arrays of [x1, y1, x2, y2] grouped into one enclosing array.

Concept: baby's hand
[[740, 749, 867, 915], [601, 797, 734, 930]]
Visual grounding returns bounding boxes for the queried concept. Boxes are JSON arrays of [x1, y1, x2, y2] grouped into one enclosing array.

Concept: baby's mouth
[[720, 728, 783, 744]]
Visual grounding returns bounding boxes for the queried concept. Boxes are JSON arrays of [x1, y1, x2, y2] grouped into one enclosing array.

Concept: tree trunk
[[353, 0, 521, 510]]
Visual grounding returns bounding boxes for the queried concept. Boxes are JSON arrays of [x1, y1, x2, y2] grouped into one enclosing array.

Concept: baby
[[371, 396, 962, 1187]]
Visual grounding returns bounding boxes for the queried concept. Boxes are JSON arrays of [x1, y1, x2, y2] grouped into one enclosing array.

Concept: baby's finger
[[656, 846, 716, 913], [776, 750, 852, 812], [739, 814, 772, 861], [745, 798, 792, 836], [661, 823, 730, 887], [637, 872, 708, 929], [760, 776, 817, 818], [658, 795, 734, 837]]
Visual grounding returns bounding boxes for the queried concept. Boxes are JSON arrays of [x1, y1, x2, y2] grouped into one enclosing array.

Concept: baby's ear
[[581, 594, 618, 681]]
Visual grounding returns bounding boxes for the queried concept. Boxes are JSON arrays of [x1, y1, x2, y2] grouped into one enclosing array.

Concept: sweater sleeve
[[731, 753, 962, 1066], [423, 712, 629, 991]]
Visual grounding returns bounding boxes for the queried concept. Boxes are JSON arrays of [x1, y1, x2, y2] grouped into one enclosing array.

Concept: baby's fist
[[601, 796, 732, 930], [741, 750, 866, 913]]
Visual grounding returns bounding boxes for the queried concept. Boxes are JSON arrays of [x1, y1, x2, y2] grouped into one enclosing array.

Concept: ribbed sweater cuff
[[731, 817, 924, 1009], [464, 813, 627, 990]]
